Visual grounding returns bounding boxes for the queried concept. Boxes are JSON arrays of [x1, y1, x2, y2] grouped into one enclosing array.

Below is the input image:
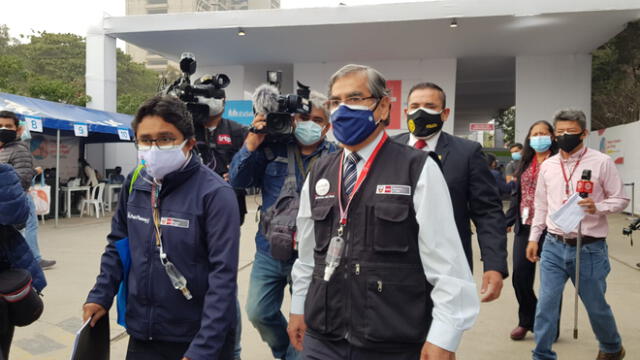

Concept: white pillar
[[515, 54, 592, 143], [86, 27, 117, 175]]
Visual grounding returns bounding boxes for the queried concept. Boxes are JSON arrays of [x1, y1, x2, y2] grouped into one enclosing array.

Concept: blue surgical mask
[[330, 104, 379, 146], [294, 120, 324, 146], [511, 152, 522, 161], [529, 136, 552, 153]]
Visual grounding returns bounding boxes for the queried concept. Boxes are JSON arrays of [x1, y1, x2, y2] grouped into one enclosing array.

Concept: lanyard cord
[[560, 147, 588, 195], [336, 132, 388, 233]]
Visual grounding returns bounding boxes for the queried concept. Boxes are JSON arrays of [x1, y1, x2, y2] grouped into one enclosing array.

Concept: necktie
[[414, 139, 427, 150], [343, 152, 361, 198]]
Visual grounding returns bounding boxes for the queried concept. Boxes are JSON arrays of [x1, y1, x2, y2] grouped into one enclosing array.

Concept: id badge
[[522, 207, 530, 225]]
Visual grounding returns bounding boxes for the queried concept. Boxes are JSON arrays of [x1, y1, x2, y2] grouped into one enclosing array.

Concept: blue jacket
[[229, 139, 337, 256], [86, 155, 240, 360], [0, 164, 46, 292]]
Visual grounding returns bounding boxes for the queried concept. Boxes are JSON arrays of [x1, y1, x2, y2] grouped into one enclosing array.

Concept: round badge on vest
[[315, 178, 331, 196]]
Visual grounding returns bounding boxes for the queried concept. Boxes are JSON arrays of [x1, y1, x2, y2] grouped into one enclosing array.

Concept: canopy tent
[[0, 92, 134, 226]]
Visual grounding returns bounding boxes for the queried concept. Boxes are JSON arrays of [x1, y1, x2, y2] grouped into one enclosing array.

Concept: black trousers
[[301, 334, 421, 360], [125, 329, 235, 360], [513, 227, 562, 333]]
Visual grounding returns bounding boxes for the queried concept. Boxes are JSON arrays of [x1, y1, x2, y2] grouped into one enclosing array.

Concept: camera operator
[[196, 95, 249, 224], [229, 89, 337, 360]]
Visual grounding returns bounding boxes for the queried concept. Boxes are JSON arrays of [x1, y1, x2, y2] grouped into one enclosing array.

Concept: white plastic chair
[[80, 183, 106, 218]]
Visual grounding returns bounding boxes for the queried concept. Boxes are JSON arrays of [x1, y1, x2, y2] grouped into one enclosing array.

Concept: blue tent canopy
[[0, 92, 134, 143]]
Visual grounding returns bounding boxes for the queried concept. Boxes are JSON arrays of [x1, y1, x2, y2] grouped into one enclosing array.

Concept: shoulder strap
[[425, 150, 443, 172], [286, 144, 297, 184], [129, 164, 145, 194]]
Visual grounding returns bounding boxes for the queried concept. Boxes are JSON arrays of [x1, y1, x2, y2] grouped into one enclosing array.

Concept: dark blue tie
[[343, 152, 361, 198]]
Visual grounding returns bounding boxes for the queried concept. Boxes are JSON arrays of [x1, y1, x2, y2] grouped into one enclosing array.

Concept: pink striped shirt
[[529, 146, 629, 242]]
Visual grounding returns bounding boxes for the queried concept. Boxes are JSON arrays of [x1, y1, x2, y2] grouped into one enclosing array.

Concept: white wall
[[515, 54, 592, 143], [293, 58, 457, 136], [588, 121, 640, 215], [244, 64, 294, 97], [105, 142, 139, 176]]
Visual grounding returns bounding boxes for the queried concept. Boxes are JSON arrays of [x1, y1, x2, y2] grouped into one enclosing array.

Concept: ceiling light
[[450, 18, 459, 28], [237, 28, 246, 36]]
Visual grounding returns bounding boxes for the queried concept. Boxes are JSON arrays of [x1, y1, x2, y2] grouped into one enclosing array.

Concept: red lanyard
[[336, 132, 388, 230], [560, 147, 588, 196]]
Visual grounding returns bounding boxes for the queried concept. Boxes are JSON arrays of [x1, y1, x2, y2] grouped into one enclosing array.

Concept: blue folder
[[114, 237, 130, 328]]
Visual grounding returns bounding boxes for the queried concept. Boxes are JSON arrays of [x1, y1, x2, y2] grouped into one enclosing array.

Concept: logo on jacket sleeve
[[376, 185, 411, 196]]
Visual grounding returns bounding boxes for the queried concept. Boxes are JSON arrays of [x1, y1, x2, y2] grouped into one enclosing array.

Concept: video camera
[[163, 52, 230, 126], [250, 81, 312, 138]]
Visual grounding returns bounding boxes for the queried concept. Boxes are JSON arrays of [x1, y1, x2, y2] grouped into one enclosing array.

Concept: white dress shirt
[[291, 131, 479, 352], [408, 130, 442, 150]]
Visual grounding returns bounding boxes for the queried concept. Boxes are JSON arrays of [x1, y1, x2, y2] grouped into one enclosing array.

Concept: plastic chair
[[80, 183, 105, 218]]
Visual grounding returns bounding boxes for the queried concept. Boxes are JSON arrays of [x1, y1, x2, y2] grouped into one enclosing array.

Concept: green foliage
[[0, 26, 161, 113], [592, 20, 640, 130], [496, 106, 516, 145]]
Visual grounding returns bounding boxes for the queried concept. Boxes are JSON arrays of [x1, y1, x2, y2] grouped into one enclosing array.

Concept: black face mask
[[0, 129, 17, 144], [407, 108, 443, 138], [556, 132, 583, 153]]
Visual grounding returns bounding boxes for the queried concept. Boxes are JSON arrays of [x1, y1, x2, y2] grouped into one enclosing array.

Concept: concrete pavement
[[8, 197, 640, 359]]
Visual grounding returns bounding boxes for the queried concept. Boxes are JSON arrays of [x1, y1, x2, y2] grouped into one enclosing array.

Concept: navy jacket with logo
[[86, 155, 240, 360]]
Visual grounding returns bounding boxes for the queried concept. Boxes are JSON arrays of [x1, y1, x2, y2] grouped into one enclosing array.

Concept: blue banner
[[223, 100, 254, 126]]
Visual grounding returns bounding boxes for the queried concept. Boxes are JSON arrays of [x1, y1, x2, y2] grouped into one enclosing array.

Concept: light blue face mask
[[294, 120, 324, 146], [511, 152, 522, 161], [529, 135, 552, 153]]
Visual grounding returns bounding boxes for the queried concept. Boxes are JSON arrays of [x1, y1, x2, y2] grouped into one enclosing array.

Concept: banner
[[223, 100, 254, 126], [30, 134, 80, 181], [386, 80, 402, 130]]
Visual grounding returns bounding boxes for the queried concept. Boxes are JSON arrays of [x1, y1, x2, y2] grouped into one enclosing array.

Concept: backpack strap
[[285, 144, 298, 190], [129, 164, 145, 194]]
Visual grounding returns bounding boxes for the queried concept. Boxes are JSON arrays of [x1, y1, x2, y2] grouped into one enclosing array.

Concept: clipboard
[[70, 313, 110, 360]]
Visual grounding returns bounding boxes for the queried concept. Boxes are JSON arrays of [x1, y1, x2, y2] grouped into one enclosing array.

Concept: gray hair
[[309, 90, 329, 122], [328, 64, 390, 99], [553, 108, 587, 131]]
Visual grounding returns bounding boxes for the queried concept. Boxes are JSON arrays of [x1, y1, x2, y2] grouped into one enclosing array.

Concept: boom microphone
[[252, 84, 280, 115]]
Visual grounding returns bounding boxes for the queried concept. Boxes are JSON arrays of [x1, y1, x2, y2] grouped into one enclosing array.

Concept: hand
[[420, 342, 456, 360], [578, 198, 597, 214], [82, 303, 107, 328], [506, 226, 512, 233], [245, 114, 268, 152], [287, 313, 307, 352], [526, 241, 539, 263], [480, 270, 503, 302], [223, 172, 230, 182]]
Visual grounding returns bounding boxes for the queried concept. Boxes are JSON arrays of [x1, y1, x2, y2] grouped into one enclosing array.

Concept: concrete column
[[515, 54, 592, 143], [85, 28, 117, 175]]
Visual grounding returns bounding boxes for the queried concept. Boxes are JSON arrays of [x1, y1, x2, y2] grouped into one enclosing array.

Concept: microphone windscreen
[[252, 84, 280, 115]]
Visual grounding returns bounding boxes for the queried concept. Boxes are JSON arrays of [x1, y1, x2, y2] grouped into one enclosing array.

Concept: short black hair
[[485, 152, 497, 167], [407, 82, 447, 109], [115, 166, 122, 174], [509, 143, 523, 150], [0, 110, 20, 127], [132, 95, 194, 139]]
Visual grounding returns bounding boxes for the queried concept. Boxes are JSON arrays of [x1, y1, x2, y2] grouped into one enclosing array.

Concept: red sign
[[386, 80, 402, 130], [469, 123, 495, 132]]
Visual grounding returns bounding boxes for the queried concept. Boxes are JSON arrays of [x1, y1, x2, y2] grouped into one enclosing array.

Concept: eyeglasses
[[135, 137, 181, 150], [325, 96, 378, 111]]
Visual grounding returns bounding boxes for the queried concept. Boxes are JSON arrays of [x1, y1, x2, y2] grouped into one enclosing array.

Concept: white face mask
[[138, 140, 189, 180], [198, 97, 225, 117]]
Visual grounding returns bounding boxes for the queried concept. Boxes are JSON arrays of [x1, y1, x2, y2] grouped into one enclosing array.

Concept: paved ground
[[8, 197, 640, 359]]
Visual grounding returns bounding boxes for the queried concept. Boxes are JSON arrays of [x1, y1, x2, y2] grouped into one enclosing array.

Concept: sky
[[1, 0, 426, 40]]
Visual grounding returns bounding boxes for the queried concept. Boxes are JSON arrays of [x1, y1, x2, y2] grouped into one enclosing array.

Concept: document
[[550, 193, 586, 234], [70, 313, 110, 360]]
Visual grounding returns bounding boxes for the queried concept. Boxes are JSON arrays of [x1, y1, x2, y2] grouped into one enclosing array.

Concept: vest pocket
[[304, 278, 327, 333], [372, 202, 410, 253], [364, 278, 429, 343], [311, 204, 333, 252]]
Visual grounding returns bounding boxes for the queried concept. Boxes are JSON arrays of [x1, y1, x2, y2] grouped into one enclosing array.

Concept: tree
[[496, 106, 516, 146], [0, 26, 162, 113], [592, 20, 640, 129]]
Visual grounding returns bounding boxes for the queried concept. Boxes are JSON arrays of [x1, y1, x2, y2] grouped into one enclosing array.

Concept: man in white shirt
[[287, 64, 479, 360]]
